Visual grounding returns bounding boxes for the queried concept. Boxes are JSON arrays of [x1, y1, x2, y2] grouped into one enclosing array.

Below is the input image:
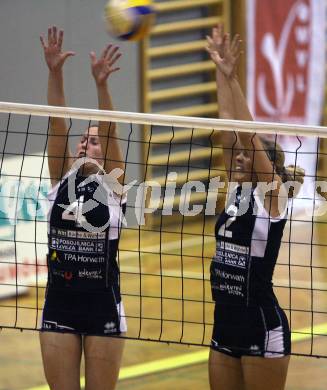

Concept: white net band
[[0, 101, 326, 137]]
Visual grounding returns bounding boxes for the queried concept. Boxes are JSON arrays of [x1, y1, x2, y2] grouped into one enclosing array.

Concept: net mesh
[[0, 103, 327, 358]]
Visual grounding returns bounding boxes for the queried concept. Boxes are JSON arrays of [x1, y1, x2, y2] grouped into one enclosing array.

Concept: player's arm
[[222, 35, 282, 216], [90, 45, 124, 185], [206, 25, 237, 175], [229, 77, 281, 184], [40, 26, 75, 186]]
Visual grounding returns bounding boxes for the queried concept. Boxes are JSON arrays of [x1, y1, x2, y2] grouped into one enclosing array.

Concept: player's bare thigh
[[83, 334, 125, 390], [209, 349, 245, 390], [242, 355, 290, 390], [39, 331, 82, 390]]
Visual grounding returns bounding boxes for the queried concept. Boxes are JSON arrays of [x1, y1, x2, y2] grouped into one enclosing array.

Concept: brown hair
[[260, 137, 305, 197]]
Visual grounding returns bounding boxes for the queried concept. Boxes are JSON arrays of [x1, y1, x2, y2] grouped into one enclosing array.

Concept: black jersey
[[211, 185, 287, 307], [47, 171, 126, 292]]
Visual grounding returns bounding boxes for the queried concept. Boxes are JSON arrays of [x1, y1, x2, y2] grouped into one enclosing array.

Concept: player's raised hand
[[40, 26, 75, 72], [209, 24, 226, 58], [206, 26, 242, 78], [90, 44, 121, 86]]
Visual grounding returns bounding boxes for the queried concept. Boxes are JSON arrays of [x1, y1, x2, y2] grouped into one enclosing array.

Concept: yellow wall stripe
[[291, 323, 327, 342]]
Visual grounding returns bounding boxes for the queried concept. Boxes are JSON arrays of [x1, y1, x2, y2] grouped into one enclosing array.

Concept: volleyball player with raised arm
[[39, 26, 126, 390], [206, 25, 304, 390]]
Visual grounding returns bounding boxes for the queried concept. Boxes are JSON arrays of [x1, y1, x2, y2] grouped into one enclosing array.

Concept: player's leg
[[209, 302, 246, 389], [241, 305, 291, 389], [83, 334, 125, 390], [209, 349, 245, 390], [83, 295, 127, 390], [39, 331, 82, 390], [209, 302, 245, 389], [242, 355, 290, 390]]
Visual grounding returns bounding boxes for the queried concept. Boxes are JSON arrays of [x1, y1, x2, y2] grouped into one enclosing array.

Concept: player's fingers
[[108, 52, 122, 67], [231, 34, 241, 54], [218, 23, 224, 36], [224, 33, 231, 53], [230, 34, 238, 49], [47, 27, 52, 44], [205, 45, 212, 54], [206, 35, 213, 43], [206, 35, 215, 48], [102, 44, 113, 59], [40, 35, 46, 49], [212, 27, 219, 40], [106, 45, 119, 60], [62, 51, 76, 62], [89, 51, 97, 65], [205, 46, 218, 61], [108, 67, 120, 74], [58, 30, 64, 48], [233, 40, 242, 57], [52, 26, 58, 44]]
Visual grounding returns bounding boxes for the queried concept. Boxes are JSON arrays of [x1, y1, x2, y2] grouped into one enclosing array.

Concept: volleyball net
[[0, 101, 327, 358]]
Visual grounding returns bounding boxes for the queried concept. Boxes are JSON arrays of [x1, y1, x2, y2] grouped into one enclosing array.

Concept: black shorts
[[41, 287, 127, 336], [211, 303, 291, 358]]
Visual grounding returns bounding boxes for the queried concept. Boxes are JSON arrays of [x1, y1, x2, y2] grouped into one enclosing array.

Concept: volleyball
[[104, 0, 155, 41]]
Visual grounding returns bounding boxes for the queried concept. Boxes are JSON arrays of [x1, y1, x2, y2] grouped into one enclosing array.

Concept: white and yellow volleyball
[[105, 0, 155, 41]]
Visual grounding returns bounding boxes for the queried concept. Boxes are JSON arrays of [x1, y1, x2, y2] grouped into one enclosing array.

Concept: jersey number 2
[[218, 205, 237, 238]]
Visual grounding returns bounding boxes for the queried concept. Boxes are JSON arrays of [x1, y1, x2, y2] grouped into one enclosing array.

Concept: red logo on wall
[[251, 0, 312, 122]]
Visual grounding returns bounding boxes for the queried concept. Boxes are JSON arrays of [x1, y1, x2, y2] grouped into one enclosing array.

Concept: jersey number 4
[[62, 195, 87, 226]]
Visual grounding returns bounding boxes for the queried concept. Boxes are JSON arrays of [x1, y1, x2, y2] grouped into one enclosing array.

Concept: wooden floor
[[0, 330, 326, 390], [0, 218, 326, 389]]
